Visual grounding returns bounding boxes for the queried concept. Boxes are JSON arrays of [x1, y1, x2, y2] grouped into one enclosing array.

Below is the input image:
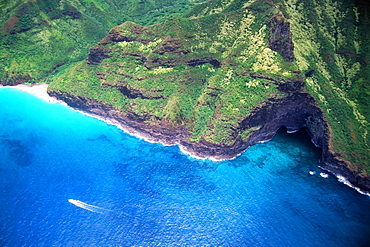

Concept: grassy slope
[[0, 0, 205, 84]]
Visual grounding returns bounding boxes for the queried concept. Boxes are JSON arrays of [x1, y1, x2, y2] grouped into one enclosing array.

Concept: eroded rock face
[[268, 15, 294, 62], [87, 46, 112, 65], [48, 90, 188, 144], [179, 84, 326, 160], [320, 153, 370, 194]]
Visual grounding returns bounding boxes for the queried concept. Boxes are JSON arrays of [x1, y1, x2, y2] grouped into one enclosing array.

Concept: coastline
[[0, 84, 166, 145], [0, 84, 207, 159], [1, 83, 62, 104], [322, 168, 370, 197], [2, 83, 369, 196], [0, 83, 261, 163]]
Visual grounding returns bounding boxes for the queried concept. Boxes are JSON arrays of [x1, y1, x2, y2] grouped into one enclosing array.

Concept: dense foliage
[[48, 1, 296, 146], [0, 0, 205, 84]]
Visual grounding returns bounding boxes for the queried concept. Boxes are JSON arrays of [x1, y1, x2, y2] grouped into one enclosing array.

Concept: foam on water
[[0, 88, 369, 247]]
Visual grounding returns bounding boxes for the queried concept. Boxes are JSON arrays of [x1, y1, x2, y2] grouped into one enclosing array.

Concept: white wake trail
[[68, 199, 110, 214]]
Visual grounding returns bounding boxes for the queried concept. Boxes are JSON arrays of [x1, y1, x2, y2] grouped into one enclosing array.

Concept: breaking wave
[[336, 176, 370, 197]]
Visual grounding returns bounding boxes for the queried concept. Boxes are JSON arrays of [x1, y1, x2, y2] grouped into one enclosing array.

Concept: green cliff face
[[48, 0, 369, 177], [281, 0, 370, 175], [0, 0, 204, 84], [48, 1, 297, 144], [2, 1, 369, 182]]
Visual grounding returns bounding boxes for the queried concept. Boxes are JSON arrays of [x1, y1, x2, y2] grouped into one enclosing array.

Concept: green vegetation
[[280, 0, 370, 175], [0, 0, 206, 85], [49, 1, 292, 146]]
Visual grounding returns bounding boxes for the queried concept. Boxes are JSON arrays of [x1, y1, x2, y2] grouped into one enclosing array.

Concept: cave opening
[[276, 126, 323, 159]]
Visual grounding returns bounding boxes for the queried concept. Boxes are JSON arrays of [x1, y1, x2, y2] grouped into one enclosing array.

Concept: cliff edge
[[48, 0, 370, 194]]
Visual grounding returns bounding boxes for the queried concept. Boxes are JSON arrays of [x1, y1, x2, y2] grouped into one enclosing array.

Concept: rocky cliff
[[49, 74, 370, 194], [0, 0, 362, 194], [46, 0, 370, 194]]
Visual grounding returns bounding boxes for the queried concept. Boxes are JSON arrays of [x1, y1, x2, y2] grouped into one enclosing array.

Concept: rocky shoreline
[[48, 87, 370, 196], [2, 83, 369, 195]]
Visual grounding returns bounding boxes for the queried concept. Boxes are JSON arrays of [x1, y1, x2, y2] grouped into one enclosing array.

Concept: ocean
[[0, 88, 369, 247]]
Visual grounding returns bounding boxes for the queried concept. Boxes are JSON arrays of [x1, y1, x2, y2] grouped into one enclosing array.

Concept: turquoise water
[[0, 88, 369, 247]]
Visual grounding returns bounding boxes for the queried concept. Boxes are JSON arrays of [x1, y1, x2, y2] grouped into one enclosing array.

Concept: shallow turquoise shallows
[[0, 88, 369, 247]]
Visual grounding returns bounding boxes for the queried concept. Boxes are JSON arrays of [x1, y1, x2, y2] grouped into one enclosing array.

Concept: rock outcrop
[[87, 46, 112, 65], [268, 14, 294, 62]]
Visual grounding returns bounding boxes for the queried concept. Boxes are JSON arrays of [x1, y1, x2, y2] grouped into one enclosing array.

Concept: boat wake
[[68, 199, 111, 214]]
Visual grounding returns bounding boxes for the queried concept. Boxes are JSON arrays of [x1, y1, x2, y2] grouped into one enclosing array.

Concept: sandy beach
[[1, 83, 61, 104], [1, 83, 119, 127]]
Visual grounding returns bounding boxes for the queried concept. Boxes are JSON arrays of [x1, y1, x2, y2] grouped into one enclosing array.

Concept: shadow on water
[[170, 174, 217, 194], [87, 134, 117, 147], [113, 152, 219, 196], [0, 137, 33, 167], [113, 161, 162, 198]]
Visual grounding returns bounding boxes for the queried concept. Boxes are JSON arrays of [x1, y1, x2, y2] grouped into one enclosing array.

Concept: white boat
[[68, 199, 108, 213], [309, 170, 315, 175]]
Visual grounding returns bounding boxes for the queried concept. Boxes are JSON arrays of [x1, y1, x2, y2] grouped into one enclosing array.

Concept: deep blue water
[[0, 88, 369, 247]]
